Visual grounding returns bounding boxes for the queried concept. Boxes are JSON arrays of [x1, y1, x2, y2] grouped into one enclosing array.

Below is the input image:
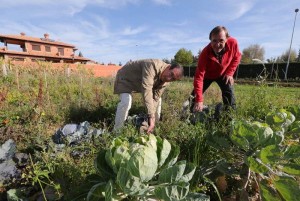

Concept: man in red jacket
[[193, 26, 241, 112]]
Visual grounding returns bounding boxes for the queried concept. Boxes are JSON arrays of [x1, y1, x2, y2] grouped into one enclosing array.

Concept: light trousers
[[114, 93, 162, 130]]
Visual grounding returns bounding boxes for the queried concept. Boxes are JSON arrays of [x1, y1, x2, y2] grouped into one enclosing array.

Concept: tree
[[297, 48, 300, 62], [174, 48, 193, 66], [162, 58, 171, 64], [280, 48, 297, 62], [78, 51, 83, 57], [241, 44, 265, 64], [266, 57, 276, 63], [192, 49, 202, 64]]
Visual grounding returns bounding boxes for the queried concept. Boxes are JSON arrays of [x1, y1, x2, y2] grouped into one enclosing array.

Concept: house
[[0, 32, 91, 63], [0, 32, 123, 77]]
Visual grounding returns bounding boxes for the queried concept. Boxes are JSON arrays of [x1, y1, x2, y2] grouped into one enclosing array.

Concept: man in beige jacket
[[113, 59, 183, 133]]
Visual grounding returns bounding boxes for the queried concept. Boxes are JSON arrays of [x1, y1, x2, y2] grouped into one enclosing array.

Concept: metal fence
[[183, 62, 300, 80]]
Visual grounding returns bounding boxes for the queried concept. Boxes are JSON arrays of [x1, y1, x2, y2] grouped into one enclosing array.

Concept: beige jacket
[[114, 59, 170, 116]]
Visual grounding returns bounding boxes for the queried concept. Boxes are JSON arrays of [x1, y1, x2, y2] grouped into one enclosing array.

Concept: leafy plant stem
[[203, 176, 222, 201], [242, 167, 250, 190], [253, 173, 262, 201], [29, 154, 48, 201]]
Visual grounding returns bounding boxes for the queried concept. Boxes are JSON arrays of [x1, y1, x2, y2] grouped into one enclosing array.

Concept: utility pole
[[285, 8, 299, 80]]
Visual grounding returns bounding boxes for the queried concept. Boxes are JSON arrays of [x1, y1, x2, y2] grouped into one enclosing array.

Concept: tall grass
[[1, 62, 299, 199]]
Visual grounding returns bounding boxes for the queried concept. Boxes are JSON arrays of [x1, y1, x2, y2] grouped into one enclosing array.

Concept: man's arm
[[225, 38, 242, 77], [141, 63, 157, 133], [193, 50, 207, 105], [142, 63, 156, 116]]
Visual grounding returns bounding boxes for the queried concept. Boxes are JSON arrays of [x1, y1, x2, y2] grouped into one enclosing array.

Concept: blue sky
[[0, 0, 299, 65]]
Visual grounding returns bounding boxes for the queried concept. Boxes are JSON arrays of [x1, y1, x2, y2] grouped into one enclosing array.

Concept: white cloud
[[0, 0, 140, 11], [151, 0, 172, 6], [233, 2, 253, 19], [1, 0, 299, 64], [122, 26, 148, 35], [90, 0, 141, 9], [171, 20, 189, 27], [0, 1, 86, 17], [153, 28, 205, 45], [203, 0, 255, 21]]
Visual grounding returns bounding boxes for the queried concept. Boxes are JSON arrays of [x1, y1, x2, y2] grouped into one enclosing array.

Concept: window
[[32, 44, 41, 51], [45, 46, 51, 52], [12, 57, 24, 61], [58, 47, 64, 56]]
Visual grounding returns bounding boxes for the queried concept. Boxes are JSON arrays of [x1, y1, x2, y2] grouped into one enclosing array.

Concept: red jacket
[[193, 37, 241, 102]]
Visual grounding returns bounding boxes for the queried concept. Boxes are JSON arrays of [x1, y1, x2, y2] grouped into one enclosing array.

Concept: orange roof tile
[[0, 33, 75, 47]]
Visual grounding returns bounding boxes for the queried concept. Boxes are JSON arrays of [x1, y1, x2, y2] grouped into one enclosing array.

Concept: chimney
[[20, 32, 26, 36], [44, 33, 49, 39]]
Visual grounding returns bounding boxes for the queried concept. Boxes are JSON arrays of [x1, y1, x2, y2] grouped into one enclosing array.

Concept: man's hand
[[147, 116, 155, 134], [193, 102, 204, 112], [224, 75, 234, 85]]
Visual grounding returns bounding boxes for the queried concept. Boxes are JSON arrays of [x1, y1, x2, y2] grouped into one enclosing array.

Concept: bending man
[[114, 59, 183, 133]]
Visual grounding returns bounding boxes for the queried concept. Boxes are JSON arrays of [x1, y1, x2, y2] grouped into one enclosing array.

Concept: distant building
[[0, 32, 91, 63]]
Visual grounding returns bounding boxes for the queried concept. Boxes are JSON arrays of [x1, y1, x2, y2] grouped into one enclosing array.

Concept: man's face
[[161, 67, 181, 82], [210, 30, 227, 53]]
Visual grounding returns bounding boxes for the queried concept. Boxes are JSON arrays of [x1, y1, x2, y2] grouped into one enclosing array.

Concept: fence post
[[235, 65, 239, 80], [2, 63, 7, 76], [15, 66, 20, 90], [270, 63, 274, 79], [66, 67, 71, 77]]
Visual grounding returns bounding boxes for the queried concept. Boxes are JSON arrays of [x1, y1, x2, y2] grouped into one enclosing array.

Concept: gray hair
[[209, 26, 230, 40]]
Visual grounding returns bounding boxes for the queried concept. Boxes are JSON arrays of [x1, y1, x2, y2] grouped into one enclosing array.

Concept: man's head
[[209, 26, 229, 53], [160, 63, 184, 82]]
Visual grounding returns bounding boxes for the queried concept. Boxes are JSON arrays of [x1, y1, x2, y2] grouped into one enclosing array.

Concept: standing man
[[193, 26, 241, 112], [114, 59, 183, 133]]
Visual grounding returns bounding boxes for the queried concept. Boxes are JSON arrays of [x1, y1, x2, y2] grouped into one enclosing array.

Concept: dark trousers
[[191, 75, 236, 111]]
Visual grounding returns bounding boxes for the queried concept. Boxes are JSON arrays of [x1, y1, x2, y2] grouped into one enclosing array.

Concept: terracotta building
[[0, 32, 91, 63]]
